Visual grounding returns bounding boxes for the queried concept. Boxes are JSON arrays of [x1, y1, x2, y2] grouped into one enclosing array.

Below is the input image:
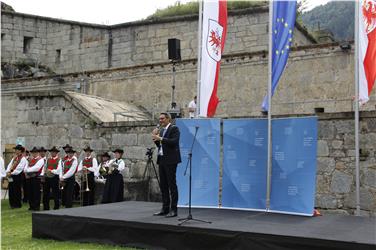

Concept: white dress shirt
[[78, 157, 99, 177], [188, 100, 197, 118], [25, 157, 45, 173], [61, 156, 78, 179], [108, 158, 129, 177], [6, 156, 28, 175], [158, 123, 171, 156], [0, 156, 5, 178], [40, 156, 62, 176]]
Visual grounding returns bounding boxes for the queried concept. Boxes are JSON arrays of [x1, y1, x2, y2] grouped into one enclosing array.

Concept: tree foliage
[[301, 1, 354, 41], [147, 1, 267, 19]]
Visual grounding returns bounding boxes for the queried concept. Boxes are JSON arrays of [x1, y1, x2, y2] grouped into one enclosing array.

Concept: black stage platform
[[32, 201, 376, 250]]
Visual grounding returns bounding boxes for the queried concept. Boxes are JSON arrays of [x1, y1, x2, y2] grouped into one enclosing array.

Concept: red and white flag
[[199, 0, 227, 117], [359, 0, 376, 104]]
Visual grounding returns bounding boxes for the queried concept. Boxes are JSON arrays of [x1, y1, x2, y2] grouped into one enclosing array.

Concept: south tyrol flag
[[199, 0, 227, 117], [358, 0, 376, 104], [262, 0, 297, 111]]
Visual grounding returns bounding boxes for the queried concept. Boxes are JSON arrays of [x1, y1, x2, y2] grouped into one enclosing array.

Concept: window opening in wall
[[23, 36, 33, 53], [1, 33, 4, 40], [56, 49, 61, 64]]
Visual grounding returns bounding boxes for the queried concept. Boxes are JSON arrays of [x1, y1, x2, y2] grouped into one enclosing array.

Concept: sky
[[2, 0, 332, 25]]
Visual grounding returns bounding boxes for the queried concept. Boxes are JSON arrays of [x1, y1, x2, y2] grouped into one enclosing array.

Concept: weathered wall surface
[[2, 45, 375, 118], [1, 92, 160, 200], [316, 112, 376, 216], [1, 92, 375, 215], [1, 8, 313, 74]]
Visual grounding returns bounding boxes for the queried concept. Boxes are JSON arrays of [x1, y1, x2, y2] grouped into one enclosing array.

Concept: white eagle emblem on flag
[[206, 19, 224, 62], [363, 0, 376, 34]]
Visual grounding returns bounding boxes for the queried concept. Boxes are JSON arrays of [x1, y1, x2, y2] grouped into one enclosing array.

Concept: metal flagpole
[[354, 0, 361, 216], [196, 0, 203, 117], [266, 0, 274, 211]]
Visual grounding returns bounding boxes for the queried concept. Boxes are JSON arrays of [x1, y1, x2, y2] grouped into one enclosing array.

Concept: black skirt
[[101, 172, 124, 203]]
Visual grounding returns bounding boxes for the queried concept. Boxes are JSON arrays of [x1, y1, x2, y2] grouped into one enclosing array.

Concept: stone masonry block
[[112, 133, 137, 146]]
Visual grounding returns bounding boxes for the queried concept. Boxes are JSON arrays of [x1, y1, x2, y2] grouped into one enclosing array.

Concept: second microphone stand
[[178, 126, 211, 226]]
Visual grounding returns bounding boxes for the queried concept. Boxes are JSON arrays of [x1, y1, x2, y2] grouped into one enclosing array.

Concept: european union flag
[[262, 0, 297, 111]]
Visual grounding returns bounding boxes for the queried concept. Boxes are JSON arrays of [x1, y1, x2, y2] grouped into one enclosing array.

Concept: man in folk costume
[[21, 149, 30, 203], [24, 147, 45, 211], [6, 144, 28, 208], [62, 144, 72, 161], [41, 146, 62, 210], [78, 146, 98, 206], [102, 149, 129, 203], [60, 147, 78, 208]]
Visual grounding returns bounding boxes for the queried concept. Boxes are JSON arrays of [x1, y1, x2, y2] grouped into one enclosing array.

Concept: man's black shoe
[[153, 211, 169, 216], [165, 211, 177, 218]]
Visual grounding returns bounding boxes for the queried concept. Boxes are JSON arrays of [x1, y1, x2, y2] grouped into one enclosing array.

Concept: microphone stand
[[178, 126, 211, 226]]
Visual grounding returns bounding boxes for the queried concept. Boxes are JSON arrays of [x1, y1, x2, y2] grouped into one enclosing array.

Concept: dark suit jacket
[[155, 124, 182, 165]]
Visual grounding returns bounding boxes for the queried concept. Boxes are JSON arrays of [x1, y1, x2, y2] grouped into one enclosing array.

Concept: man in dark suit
[[152, 112, 181, 218]]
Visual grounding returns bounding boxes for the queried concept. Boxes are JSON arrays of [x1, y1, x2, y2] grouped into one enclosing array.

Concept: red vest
[[28, 156, 43, 175], [63, 158, 74, 174], [47, 157, 60, 170], [82, 158, 93, 168]]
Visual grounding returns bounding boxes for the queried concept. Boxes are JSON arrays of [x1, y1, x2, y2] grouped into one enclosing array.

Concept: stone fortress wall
[[1, 7, 375, 215]]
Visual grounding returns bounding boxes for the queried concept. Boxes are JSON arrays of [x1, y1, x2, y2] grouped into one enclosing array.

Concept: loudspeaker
[[168, 38, 181, 61]]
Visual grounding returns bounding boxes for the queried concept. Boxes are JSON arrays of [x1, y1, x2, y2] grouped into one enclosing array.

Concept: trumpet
[[83, 168, 90, 192]]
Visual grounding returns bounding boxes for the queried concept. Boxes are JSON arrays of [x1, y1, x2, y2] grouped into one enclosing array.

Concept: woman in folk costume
[[78, 146, 98, 206], [101, 149, 129, 203], [97, 152, 111, 183], [24, 147, 45, 211], [6, 144, 28, 208], [60, 147, 78, 208], [41, 146, 62, 210]]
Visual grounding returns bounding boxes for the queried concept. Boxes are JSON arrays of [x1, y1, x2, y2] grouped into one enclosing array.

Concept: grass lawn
[[1, 200, 135, 249]]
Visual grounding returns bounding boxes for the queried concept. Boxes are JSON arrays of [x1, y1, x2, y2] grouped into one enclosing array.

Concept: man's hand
[[152, 134, 162, 142], [152, 128, 159, 135]]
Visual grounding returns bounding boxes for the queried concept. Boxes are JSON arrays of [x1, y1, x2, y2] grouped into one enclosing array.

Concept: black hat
[[48, 146, 60, 152], [65, 147, 76, 153], [39, 147, 47, 152], [113, 148, 124, 154], [13, 144, 25, 152], [30, 147, 39, 153], [62, 144, 72, 150], [101, 152, 111, 158], [83, 146, 94, 152]]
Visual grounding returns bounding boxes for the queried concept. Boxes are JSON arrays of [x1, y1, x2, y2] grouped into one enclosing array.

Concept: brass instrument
[[83, 167, 90, 192], [108, 162, 119, 175], [45, 169, 55, 178]]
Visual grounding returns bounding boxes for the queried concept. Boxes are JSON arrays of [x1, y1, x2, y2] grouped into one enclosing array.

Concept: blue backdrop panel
[[222, 119, 268, 210], [176, 119, 221, 207], [270, 117, 318, 216]]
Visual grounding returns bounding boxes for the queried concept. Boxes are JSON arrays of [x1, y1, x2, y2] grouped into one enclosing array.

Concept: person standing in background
[[41, 146, 62, 210], [24, 147, 44, 211], [188, 96, 197, 118], [6, 145, 27, 209], [60, 147, 78, 208], [78, 146, 98, 206], [101, 149, 128, 203]]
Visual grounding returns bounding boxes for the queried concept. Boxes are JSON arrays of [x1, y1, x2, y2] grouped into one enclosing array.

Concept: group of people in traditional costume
[[3, 144, 129, 211]]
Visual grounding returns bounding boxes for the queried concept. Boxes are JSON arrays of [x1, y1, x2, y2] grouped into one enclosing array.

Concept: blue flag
[[262, 0, 297, 111]]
